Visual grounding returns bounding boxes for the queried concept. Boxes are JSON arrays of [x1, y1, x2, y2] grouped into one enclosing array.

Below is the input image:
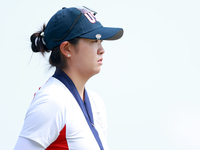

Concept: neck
[[62, 68, 89, 101]]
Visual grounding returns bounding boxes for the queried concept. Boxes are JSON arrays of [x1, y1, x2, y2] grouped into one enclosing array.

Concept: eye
[[92, 40, 103, 43], [92, 40, 98, 43]]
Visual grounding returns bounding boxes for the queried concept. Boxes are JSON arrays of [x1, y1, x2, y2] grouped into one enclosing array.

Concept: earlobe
[[60, 41, 71, 58]]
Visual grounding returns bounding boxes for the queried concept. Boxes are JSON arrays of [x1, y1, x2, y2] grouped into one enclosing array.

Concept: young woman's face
[[70, 38, 105, 78]]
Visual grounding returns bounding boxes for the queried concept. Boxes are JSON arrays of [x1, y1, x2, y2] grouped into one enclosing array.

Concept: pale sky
[[1, 0, 200, 149]]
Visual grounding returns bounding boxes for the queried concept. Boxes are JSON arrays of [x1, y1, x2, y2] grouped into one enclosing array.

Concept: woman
[[14, 6, 123, 150]]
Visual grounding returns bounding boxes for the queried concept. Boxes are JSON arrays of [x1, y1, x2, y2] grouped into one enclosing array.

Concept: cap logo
[[96, 34, 101, 40], [84, 12, 97, 23]]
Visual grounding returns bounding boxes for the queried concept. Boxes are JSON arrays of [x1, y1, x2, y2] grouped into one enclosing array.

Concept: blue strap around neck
[[53, 68, 104, 150]]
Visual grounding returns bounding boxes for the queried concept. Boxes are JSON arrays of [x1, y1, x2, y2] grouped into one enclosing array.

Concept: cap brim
[[79, 27, 123, 40]]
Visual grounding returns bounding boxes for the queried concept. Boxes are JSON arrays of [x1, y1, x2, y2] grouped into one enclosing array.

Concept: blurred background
[[1, 0, 200, 149]]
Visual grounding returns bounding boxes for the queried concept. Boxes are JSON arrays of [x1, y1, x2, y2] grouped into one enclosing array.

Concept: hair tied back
[[30, 24, 49, 54]]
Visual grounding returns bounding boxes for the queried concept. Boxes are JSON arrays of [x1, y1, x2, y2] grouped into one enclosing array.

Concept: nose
[[97, 42, 105, 55]]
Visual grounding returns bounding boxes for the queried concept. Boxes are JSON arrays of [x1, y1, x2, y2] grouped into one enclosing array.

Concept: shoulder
[[20, 77, 74, 148], [25, 77, 68, 119], [36, 77, 69, 98], [24, 77, 75, 127], [32, 77, 73, 109]]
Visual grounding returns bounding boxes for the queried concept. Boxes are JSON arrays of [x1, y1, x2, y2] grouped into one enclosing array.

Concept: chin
[[90, 68, 101, 77]]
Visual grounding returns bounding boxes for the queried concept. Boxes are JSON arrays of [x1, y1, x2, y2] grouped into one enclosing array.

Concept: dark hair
[[30, 24, 80, 69]]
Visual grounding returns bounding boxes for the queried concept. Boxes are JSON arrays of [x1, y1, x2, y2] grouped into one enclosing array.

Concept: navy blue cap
[[44, 6, 123, 50]]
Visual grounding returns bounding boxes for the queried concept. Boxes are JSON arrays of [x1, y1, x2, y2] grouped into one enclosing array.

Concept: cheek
[[81, 49, 97, 62], [75, 44, 98, 64], [81, 54, 95, 66]]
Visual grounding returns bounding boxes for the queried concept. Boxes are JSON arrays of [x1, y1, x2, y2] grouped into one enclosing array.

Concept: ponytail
[[30, 24, 49, 55]]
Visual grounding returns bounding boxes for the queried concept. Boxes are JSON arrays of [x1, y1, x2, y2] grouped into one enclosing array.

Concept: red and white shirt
[[19, 77, 108, 150]]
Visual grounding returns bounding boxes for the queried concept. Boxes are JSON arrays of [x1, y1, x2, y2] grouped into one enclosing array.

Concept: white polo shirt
[[19, 77, 108, 150]]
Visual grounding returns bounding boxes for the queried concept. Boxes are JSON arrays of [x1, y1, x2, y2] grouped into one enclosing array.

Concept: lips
[[98, 58, 103, 62]]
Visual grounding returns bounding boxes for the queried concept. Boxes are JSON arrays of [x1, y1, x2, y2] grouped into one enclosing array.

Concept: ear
[[60, 41, 72, 58]]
